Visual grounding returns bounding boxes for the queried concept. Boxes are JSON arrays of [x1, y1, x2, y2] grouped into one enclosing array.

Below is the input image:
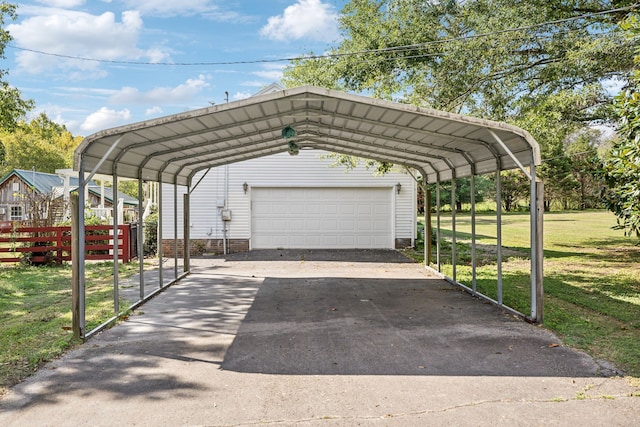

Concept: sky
[[3, 0, 348, 136]]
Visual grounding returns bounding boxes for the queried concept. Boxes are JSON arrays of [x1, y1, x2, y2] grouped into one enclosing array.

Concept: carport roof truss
[[75, 86, 541, 186]]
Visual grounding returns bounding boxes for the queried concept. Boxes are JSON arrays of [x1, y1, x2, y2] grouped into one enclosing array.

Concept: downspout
[[224, 164, 229, 255]]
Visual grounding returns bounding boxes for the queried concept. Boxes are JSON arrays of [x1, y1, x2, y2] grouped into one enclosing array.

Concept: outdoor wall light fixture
[[396, 183, 402, 194], [243, 182, 248, 194]]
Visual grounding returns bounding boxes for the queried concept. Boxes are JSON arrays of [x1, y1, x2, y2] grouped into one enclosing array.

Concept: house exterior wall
[[161, 150, 416, 255], [0, 175, 37, 221]]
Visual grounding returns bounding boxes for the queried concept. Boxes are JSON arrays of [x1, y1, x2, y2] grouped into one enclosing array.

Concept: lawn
[[0, 261, 139, 393], [407, 209, 640, 377]]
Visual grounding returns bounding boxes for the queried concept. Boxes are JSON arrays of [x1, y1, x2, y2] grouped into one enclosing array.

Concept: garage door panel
[[252, 187, 391, 249]]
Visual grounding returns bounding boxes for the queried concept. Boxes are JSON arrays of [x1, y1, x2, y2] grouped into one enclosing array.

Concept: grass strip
[[405, 210, 640, 377], [0, 261, 139, 392]]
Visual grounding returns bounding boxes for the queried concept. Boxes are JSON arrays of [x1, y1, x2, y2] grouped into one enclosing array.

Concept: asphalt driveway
[[1, 249, 638, 426]]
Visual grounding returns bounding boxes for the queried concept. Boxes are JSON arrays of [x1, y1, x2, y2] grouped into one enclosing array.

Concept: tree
[[602, 13, 640, 236], [282, 1, 638, 195], [0, 3, 34, 131], [284, 1, 634, 117], [566, 129, 606, 210], [496, 171, 530, 212], [0, 113, 82, 175], [428, 176, 493, 212]]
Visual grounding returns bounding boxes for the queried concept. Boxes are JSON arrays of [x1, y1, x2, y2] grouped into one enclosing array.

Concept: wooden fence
[[0, 223, 133, 264]]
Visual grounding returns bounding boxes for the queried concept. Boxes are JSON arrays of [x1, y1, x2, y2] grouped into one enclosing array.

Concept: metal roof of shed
[[75, 86, 541, 186]]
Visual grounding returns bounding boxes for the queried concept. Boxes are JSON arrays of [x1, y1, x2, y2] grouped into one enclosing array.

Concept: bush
[[143, 207, 158, 256]]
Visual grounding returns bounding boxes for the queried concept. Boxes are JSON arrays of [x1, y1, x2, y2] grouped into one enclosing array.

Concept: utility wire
[[5, 3, 638, 66]]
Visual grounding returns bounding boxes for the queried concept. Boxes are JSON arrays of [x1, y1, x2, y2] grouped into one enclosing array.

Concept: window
[[12, 182, 19, 192], [10, 206, 22, 221]]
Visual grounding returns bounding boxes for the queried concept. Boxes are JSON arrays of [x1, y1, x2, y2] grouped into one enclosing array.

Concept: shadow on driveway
[[221, 275, 601, 377]]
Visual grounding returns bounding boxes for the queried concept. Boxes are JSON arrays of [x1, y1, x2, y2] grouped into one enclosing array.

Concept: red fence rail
[[0, 224, 131, 264]]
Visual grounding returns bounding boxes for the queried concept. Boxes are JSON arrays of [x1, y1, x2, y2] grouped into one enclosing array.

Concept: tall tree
[[566, 129, 605, 210], [602, 13, 640, 236], [0, 113, 82, 174], [0, 2, 33, 131], [283, 1, 638, 197]]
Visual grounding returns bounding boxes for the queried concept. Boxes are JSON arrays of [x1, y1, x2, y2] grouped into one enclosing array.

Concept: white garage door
[[251, 187, 392, 249]]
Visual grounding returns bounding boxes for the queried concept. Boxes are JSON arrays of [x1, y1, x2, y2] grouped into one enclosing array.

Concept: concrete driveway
[[1, 250, 638, 426]]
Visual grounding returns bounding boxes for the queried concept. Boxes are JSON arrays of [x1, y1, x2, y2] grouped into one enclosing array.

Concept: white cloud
[[109, 75, 210, 104], [260, 0, 338, 42], [145, 106, 163, 116], [232, 91, 253, 100], [8, 9, 171, 75], [121, 0, 211, 16], [251, 62, 287, 82], [81, 107, 131, 133], [252, 70, 284, 81], [118, 0, 254, 22], [35, 0, 86, 7]]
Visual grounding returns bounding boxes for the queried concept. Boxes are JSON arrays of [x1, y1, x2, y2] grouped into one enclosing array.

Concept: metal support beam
[[183, 191, 190, 272], [436, 177, 441, 272], [158, 178, 163, 289], [470, 174, 477, 293], [536, 181, 544, 322], [488, 130, 532, 180], [190, 168, 211, 193], [138, 177, 145, 300], [451, 173, 457, 282], [425, 189, 432, 266], [174, 181, 178, 278], [496, 169, 503, 306], [112, 171, 119, 314], [77, 160, 86, 338], [84, 136, 124, 184], [530, 162, 544, 322], [71, 192, 80, 340]]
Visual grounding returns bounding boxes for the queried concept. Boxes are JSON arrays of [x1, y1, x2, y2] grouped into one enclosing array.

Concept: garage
[[251, 187, 392, 249]]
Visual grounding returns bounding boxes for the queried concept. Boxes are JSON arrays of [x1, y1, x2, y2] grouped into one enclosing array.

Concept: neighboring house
[[161, 149, 416, 256], [0, 169, 138, 223]]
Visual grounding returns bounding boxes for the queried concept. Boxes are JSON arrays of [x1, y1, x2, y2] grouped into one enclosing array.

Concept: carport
[[72, 85, 543, 340]]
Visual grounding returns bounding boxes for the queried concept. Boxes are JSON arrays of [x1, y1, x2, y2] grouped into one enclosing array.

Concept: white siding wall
[[161, 150, 416, 244]]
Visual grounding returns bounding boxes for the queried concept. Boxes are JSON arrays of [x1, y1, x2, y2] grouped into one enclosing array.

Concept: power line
[[5, 3, 638, 67]]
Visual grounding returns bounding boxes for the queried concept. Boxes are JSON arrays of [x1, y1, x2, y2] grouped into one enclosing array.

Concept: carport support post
[[425, 189, 432, 266], [158, 178, 163, 288], [436, 178, 441, 272], [138, 177, 145, 300], [470, 174, 477, 293], [496, 169, 503, 305], [77, 162, 86, 337], [112, 172, 119, 314], [183, 191, 190, 272], [531, 161, 544, 322], [71, 192, 81, 340], [536, 181, 544, 322], [451, 174, 457, 282], [174, 182, 178, 278]]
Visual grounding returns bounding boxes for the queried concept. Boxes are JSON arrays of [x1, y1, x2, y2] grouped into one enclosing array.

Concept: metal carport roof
[[75, 85, 541, 185]]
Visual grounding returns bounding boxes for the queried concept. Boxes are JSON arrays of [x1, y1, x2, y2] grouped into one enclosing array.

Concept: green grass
[[0, 261, 139, 393], [406, 210, 640, 377]]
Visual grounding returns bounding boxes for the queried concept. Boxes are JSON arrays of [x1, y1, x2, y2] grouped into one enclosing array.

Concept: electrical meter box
[[221, 209, 232, 221]]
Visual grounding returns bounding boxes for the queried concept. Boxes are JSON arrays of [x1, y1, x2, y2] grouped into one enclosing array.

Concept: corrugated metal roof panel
[[75, 86, 540, 186]]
